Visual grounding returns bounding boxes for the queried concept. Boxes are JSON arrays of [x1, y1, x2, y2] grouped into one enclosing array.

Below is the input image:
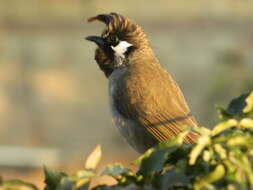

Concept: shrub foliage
[[1, 91, 253, 190]]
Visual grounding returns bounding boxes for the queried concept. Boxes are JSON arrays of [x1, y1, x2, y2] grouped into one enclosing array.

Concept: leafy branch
[[1, 91, 253, 190]]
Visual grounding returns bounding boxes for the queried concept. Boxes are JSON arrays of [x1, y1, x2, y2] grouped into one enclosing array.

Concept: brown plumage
[[86, 13, 199, 153]]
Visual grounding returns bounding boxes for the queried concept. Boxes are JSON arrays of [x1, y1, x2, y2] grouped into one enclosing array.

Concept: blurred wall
[[0, 0, 252, 168]]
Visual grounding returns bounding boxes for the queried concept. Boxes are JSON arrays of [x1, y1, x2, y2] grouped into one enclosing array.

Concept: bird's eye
[[106, 35, 119, 46]]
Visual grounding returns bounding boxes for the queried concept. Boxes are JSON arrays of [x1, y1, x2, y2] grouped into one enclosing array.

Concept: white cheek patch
[[111, 41, 133, 58]]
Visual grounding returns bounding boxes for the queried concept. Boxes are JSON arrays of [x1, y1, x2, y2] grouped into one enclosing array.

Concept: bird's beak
[[85, 36, 105, 47]]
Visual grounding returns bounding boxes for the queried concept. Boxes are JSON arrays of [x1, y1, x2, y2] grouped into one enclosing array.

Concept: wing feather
[[113, 59, 199, 144]]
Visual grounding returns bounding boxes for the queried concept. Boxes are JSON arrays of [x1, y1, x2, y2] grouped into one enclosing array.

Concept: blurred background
[[0, 0, 253, 188]]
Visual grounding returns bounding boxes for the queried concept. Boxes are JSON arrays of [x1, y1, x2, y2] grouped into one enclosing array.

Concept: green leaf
[[216, 92, 252, 120], [56, 170, 94, 190], [243, 91, 253, 114], [44, 167, 92, 190], [213, 144, 227, 160], [71, 170, 95, 180], [137, 131, 191, 176], [137, 148, 175, 177], [202, 150, 213, 162], [227, 136, 250, 147], [2, 180, 39, 190], [158, 130, 189, 148], [85, 145, 102, 170], [154, 170, 190, 190], [102, 163, 132, 179], [166, 146, 191, 165], [216, 105, 233, 121], [227, 92, 250, 116], [56, 177, 74, 190], [70, 170, 95, 190], [191, 126, 211, 137], [143, 185, 156, 190], [133, 148, 154, 166], [134, 133, 188, 166], [211, 119, 238, 136], [44, 167, 66, 190], [239, 118, 253, 129], [193, 164, 225, 190], [74, 179, 90, 190], [92, 185, 124, 190], [189, 135, 210, 165]]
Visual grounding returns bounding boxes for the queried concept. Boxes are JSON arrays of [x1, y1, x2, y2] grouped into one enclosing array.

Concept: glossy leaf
[[239, 118, 253, 129], [211, 119, 238, 136], [154, 170, 190, 190], [194, 164, 225, 190], [85, 145, 102, 170], [227, 92, 249, 116], [56, 177, 74, 190], [138, 149, 171, 177], [243, 91, 253, 113], [2, 180, 39, 190], [133, 148, 154, 166], [189, 135, 210, 165], [102, 163, 132, 178], [44, 167, 66, 190], [214, 144, 227, 159]]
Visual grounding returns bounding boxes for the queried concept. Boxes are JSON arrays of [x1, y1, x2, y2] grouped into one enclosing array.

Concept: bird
[[86, 13, 199, 153]]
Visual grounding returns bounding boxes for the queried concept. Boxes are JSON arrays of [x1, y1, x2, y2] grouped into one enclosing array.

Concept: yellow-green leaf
[[239, 118, 253, 129], [227, 137, 249, 147], [102, 163, 132, 178], [85, 145, 102, 170], [176, 130, 190, 145], [189, 136, 211, 165], [133, 148, 154, 166], [243, 91, 253, 113], [74, 178, 90, 190], [2, 180, 38, 190], [211, 119, 238, 136], [194, 164, 225, 190], [202, 150, 213, 162], [214, 144, 227, 160]]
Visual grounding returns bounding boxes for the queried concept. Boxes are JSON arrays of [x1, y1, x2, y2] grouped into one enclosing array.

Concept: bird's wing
[[113, 62, 199, 144]]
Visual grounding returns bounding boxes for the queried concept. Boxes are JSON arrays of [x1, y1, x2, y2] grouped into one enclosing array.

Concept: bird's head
[[86, 13, 150, 77]]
